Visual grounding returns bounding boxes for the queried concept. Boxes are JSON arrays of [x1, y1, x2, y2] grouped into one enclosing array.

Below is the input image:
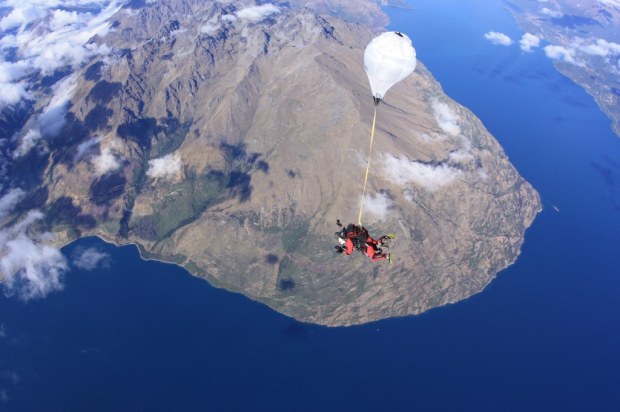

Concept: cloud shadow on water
[[281, 321, 309, 340]]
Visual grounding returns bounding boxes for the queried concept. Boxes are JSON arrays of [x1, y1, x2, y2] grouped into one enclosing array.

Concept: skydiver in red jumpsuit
[[335, 221, 391, 262]]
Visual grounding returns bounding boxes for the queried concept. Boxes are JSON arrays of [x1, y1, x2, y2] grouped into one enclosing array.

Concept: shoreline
[[503, 6, 620, 140], [56, 199, 541, 328]]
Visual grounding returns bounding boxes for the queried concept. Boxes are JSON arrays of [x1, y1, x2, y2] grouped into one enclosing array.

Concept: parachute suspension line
[[358, 106, 378, 226]]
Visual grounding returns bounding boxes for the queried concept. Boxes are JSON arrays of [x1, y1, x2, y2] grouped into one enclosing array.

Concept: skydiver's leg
[[371, 251, 388, 261], [365, 245, 376, 260]]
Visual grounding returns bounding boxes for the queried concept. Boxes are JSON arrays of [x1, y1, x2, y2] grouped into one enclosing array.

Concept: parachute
[[364, 31, 416, 105], [357, 31, 416, 226]]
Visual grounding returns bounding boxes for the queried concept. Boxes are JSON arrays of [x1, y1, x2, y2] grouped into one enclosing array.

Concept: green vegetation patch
[[281, 221, 309, 253], [131, 169, 227, 241], [150, 120, 191, 158], [184, 260, 205, 276]]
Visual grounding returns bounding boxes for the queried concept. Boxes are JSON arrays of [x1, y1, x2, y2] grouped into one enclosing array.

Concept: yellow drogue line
[[358, 106, 378, 226]]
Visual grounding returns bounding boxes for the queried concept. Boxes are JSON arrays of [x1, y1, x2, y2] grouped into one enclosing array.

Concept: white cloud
[[0, 60, 32, 107], [13, 129, 42, 158], [544, 44, 581, 65], [573, 38, 620, 57], [1, 0, 119, 34], [539, 37, 619, 69], [31, 41, 90, 75], [235, 4, 280, 23], [221, 14, 237, 23], [540, 7, 563, 18], [598, 0, 620, 7], [200, 15, 221, 36], [520, 32, 540, 52], [0, 82, 30, 107], [0, 210, 67, 300], [431, 99, 461, 136], [0, 6, 46, 31], [448, 148, 473, 163], [0, 0, 120, 107], [484, 31, 513, 46], [11, 74, 77, 157], [92, 145, 120, 175], [0, 189, 25, 219], [200, 23, 219, 35], [0, 61, 30, 83], [217, 4, 280, 28], [477, 168, 489, 181], [402, 189, 415, 202], [382, 154, 461, 191], [71, 246, 110, 270], [49, 9, 83, 31], [38, 73, 78, 137], [24, 37, 111, 77], [362, 192, 392, 221], [147, 153, 181, 180], [74, 136, 101, 162]]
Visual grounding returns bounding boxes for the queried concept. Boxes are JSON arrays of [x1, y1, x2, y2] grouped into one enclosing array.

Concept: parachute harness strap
[[358, 105, 378, 226]]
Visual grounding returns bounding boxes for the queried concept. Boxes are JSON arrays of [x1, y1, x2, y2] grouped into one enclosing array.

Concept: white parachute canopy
[[364, 31, 417, 103]]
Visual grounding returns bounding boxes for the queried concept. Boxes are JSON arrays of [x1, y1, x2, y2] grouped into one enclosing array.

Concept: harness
[[339, 224, 369, 251]]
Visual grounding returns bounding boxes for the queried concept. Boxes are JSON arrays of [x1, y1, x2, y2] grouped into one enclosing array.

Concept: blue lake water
[[1, 0, 620, 410]]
